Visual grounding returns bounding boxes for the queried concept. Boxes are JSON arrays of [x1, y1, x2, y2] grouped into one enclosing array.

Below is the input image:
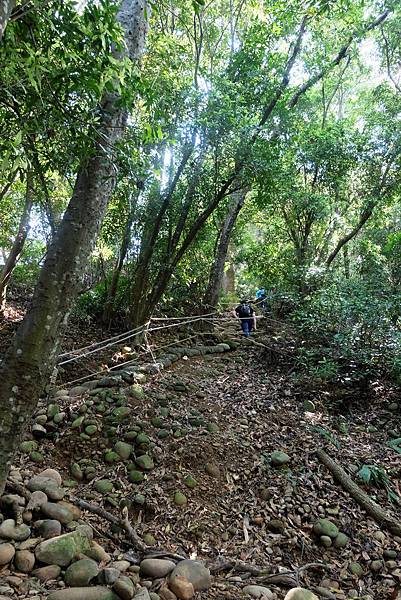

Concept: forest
[[0, 0, 400, 599]]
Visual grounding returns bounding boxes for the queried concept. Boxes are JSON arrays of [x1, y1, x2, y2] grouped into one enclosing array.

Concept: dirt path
[[6, 336, 401, 600]]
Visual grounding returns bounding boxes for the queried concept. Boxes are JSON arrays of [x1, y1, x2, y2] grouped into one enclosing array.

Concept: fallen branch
[[258, 563, 326, 587], [208, 558, 274, 576], [71, 496, 148, 553], [144, 551, 187, 562], [209, 559, 326, 588], [316, 449, 401, 536], [71, 497, 189, 560]]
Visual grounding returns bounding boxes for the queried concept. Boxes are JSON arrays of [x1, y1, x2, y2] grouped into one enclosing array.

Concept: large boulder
[[27, 490, 48, 511], [14, 549, 35, 573], [36, 518, 63, 540], [38, 468, 62, 485], [170, 560, 211, 591], [27, 475, 65, 501], [169, 575, 194, 600], [35, 525, 92, 566], [41, 502, 75, 525]]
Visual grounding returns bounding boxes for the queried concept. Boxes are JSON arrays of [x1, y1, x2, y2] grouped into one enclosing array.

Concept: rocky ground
[[0, 317, 400, 600]]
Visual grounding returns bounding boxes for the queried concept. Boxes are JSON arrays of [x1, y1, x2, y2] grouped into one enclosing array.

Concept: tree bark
[[204, 188, 247, 307], [0, 171, 34, 311], [0, 0, 148, 494], [0, 0, 15, 43], [222, 254, 235, 295]]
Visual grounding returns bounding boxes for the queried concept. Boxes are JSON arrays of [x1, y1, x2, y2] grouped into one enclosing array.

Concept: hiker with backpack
[[255, 287, 268, 309], [234, 299, 256, 337]]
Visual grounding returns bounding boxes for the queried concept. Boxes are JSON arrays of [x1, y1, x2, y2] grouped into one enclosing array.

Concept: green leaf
[[357, 465, 372, 484]]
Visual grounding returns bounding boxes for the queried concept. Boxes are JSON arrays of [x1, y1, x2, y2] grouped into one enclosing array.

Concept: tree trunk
[[0, 0, 15, 43], [0, 171, 34, 312], [129, 138, 196, 324], [204, 188, 247, 307], [0, 0, 148, 494], [102, 190, 139, 325], [222, 254, 235, 295], [343, 246, 350, 279], [326, 202, 377, 267], [326, 151, 397, 268]]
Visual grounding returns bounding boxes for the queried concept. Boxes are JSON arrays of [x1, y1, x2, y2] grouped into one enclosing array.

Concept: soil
[[1, 303, 401, 600]]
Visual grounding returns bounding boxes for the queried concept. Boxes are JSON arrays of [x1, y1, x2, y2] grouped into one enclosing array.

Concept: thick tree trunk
[[0, 172, 34, 311], [0, 0, 15, 43], [0, 0, 148, 494], [204, 188, 247, 307]]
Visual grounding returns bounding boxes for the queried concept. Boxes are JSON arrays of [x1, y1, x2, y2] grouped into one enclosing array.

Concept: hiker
[[255, 287, 267, 308], [234, 299, 256, 337]]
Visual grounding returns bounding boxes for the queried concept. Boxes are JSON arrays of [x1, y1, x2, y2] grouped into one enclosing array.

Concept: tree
[[204, 187, 248, 307], [0, 170, 34, 309], [123, 5, 390, 327], [0, 0, 148, 493], [0, 0, 137, 306]]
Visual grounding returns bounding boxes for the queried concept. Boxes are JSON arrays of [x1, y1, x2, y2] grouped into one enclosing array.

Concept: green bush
[[291, 277, 401, 382]]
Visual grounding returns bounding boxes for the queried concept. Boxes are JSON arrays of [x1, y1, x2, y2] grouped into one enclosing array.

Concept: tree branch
[[326, 152, 397, 267], [288, 10, 391, 110], [381, 26, 401, 94]]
